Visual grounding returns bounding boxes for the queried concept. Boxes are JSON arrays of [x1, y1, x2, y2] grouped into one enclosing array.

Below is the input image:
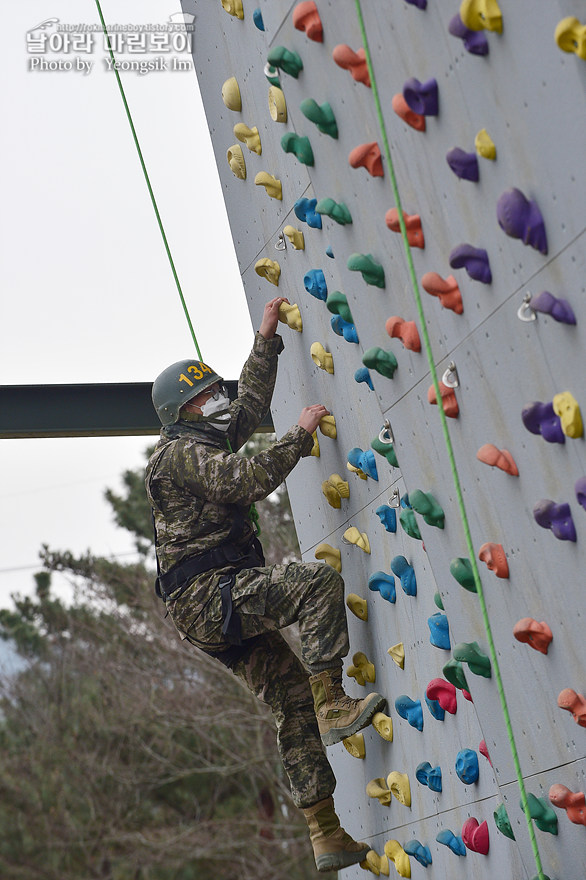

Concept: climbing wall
[[183, 1, 586, 876]]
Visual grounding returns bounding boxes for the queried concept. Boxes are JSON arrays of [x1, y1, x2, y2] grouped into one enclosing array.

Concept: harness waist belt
[[156, 536, 264, 602]]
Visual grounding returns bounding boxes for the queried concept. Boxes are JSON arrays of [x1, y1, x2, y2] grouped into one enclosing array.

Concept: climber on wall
[[146, 295, 387, 872]]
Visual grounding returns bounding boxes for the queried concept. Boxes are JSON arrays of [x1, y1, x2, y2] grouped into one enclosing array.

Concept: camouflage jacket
[[145, 332, 314, 577]]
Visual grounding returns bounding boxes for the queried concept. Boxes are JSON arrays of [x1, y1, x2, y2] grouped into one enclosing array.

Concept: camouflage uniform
[[146, 333, 347, 807]]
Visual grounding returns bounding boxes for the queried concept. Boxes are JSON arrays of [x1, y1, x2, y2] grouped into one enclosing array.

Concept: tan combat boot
[[309, 668, 387, 746], [302, 797, 370, 872]]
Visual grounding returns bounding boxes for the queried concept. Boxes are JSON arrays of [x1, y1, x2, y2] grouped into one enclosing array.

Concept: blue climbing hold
[[404, 840, 432, 867], [330, 315, 358, 343], [428, 612, 451, 650], [416, 761, 442, 792], [395, 695, 423, 731], [354, 367, 374, 390], [368, 571, 396, 603], [326, 245, 334, 258], [294, 197, 322, 228], [348, 448, 378, 480], [436, 830, 466, 856], [304, 269, 327, 301], [375, 505, 397, 533], [424, 693, 445, 721], [455, 749, 479, 784], [391, 556, 417, 596], [252, 7, 265, 29], [400, 493, 411, 508]]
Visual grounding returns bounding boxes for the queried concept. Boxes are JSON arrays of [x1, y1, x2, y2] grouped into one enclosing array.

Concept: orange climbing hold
[[428, 382, 459, 418], [392, 93, 426, 131], [421, 272, 463, 314], [476, 444, 519, 476], [292, 1, 323, 42], [549, 784, 586, 826], [513, 618, 553, 654], [478, 543, 509, 578], [348, 142, 383, 177], [557, 689, 586, 727], [385, 208, 425, 248], [385, 316, 421, 352], [332, 45, 371, 86]]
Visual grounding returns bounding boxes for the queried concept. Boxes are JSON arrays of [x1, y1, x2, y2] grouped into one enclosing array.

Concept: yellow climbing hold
[[347, 462, 368, 480], [343, 733, 365, 759], [255, 258, 281, 286], [346, 593, 368, 621], [364, 851, 390, 876], [311, 342, 334, 374], [460, 0, 503, 33], [319, 414, 337, 439], [366, 778, 392, 807], [387, 643, 405, 669], [347, 651, 376, 685], [254, 171, 282, 200], [221, 0, 244, 19], [383, 840, 411, 878], [226, 144, 246, 179], [283, 225, 305, 250], [475, 128, 496, 160], [553, 391, 583, 438], [314, 543, 341, 572], [268, 85, 288, 122], [343, 526, 370, 554], [310, 431, 320, 457], [386, 772, 411, 807], [278, 302, 302, 332], [555, 17, 586, 60], [221, 76, 242, 111], [329, 474, 349, 498], [372, 712, 394, 742], [322, 475, 349, 508], [234, 123, 262, 155]]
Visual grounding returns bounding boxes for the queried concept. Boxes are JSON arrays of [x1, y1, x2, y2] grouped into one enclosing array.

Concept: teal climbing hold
[[315, 197, 353, 225], [410, 489, 445, 528], [300, 98, 338, 138], [267, 45, 304, 78], [326, 291, 353, 323], [443, 658, 469, 691], [281, 133, 314, 165], [434, 591, 445, 610], [347, 253, 385, 288], [522, 794, 559, 835], [391, 555, 417, 596], [493, 804, 516, 840], [450, 557, 477, 592], [452, 641, 491, 678], [399, 508, 422, 540], [362, 347, 398, 379], [371, 434, 399, 467]]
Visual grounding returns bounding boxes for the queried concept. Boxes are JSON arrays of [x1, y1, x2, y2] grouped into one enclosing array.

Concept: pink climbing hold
[[385, 208, 425, 248], [513, 618, 553, 655], [391, 93, 426, 131], [479, 740, 492, 766], [292, 1, 323, 41], [348, 142, 383, 177], [462, 689, 473, 702], [478, 543, 509, 578], [462, 818, 489, 855], [421, 272, 463, 314], [332, 45, 371, 86], [549, 784, 586, 826], [385, 316, 421, 352], [557, 688, 586, 727], [428, 382, 459, 418], [426, 678, 457, 714], [476, 443, 519, 476]]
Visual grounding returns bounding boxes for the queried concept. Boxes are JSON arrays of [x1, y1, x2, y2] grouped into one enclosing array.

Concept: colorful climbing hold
[[347, 253, 385, 287], [479, 740, 492, 765], [461, 818, 489, 854], [403, 77, 439, 116], [497, 188, 548, 255], [255, 258, 281, 285], [332, 44, 371, 86], [294, 197, 322, 228], [325, 290, 353, 322], [347, 651, 376, 685], [372, 711, 394, 741], [475, 128, 496, 158], [278, 302, 303, 332], [460, 0, 503, 33], [391, 556, 417, 596], [367, 777, 392, 807], [522, 400, 565, 444], [386, 772, 412, 807], [443, 658, 469, 691], [363, 849, 390, 876], [557, 688, 586, 727], [522, 793, 559, 835], [399, 509, 422, 541], [416, 761, 443, 792], [383, 839, 411, 877], [449, 243, 492, 283], [427, 678, 457, 714], [283, 225, 304, 250], [316, 197, 352, 225], [314, 543, 341, 571], [252, 8, 264, 30], [330, 315, 358, 343], [476, 444, 519, 475], [300, 98, 338, 137], [266, 45, 304, 78], [292, 1, 323, 42], [368, 571, 396, 604], [446, 147, 480, 181], [234, 123, 262, 154], [221, 0, 244, 19], [347, 447, 378, 480], [254, 172, 282, 200], [281, 132, 314, 165], [403, 841, 432, 868], [448, 14, 489, 55], [363, 347, 398, 379], [425, 693, 446, 721], [478, 542, 509, 578], [428, 382, 459, 418], [346, 593, 368, 621], [450, 558, 477, 591], [549, 783, 586, 826], [421, 272, 463, 313], [372, 433, 399, 467], [553, 391, 583, 438], [391, 93, 426, 131], [349, 142, 383, 177], [513, 618, 553, 654], [385, 317, 421, 352], [428, 613, 451, 650], [452, 641, 491, 678], [304, 269, 328, 301], [227, 144, 246, 179], [395, 695, 423, 731], [343, 732, 366, 759], [385, 208, 425, 248], [376, 505, 398, 533], [268, 86, 287, 122], [355, 367, 374, 390], [531, 291, 576, 324], [434, 591, 444, 610], [342, 526, 370, 553], [455, 749, 480, 784], [436, 829, 466, 856], [410, 489, 445, 527], [533, 499, 576, 541], [494, 804, 515, 839], [319, 414, 337, 438], [555, 16, 586, 60], [221, 76, 242, 111], [575, 476, 586, 510], [388, 643, 405, 668]]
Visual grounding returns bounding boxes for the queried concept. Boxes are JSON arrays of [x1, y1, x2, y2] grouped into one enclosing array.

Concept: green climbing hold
[[264, 64, 280, 87], [326, 291, 353, 323], [493, 804, 516, 840], [410, 489, 445, 529], [442, 658, 469, 691], [434, 591, 445, 610], [347, 253, 385, 288], [452, 641, 491, 678], [450, 557, 477, 592], [399, 508, 422, 541], [522, 794, 558, 835], [362, 347, 398, 379], [281, 132, 314, 165], [267, 46, 303, 78], [300, 98, 338, 138], [315, 197, 352, 225], [371, 435, 399, 467]]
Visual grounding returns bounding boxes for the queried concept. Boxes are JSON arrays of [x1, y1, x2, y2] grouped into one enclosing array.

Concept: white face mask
[[199, 391, 231, 431]]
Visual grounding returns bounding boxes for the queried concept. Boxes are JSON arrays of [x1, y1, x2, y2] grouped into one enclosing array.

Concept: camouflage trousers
[[177, 561, 348, 808]]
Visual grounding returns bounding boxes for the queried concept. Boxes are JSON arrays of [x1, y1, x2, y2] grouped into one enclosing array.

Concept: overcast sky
[[1, 2, 253, 604]]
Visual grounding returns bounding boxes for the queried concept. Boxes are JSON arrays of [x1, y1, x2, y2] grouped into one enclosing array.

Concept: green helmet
[[152, 359, 223, 426]]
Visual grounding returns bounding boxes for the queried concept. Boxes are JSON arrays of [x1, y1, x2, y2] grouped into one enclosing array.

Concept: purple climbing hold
[[522, 401, 565, 444], [403, 77, 439, 116], [404, 0, 427, 8], [575, 477, 586, 511], [446, 147, 479, 182], [448, 13, 489, 55], [533, 499, 577, 542], [497, 188, 548, 255], [449, 244, 492, 283], [531, 291, 576, 325]]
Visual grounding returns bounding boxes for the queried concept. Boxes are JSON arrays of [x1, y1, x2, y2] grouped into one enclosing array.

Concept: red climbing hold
[[348, 142, 383, 177], [292, 1, 323, 42], [476, 443, 519, 476], [462, 818, 489, 855], [332, 45, 371, 86], [513, 618, 553, 654], [426, 678, 457, 714], [478, 543, 509, 578], [549, 784, 586, 826], [385, 208, 425, 248], [386, 316, 421, 352], [479, 740, 492, 766], [421, 272, 463, 314], [428, 382, 459, 418], [392, 93, 426, 131], [557, 688, 586, 727]]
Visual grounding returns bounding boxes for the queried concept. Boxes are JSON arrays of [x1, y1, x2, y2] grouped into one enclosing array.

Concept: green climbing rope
[[93, 0, 201, 360], [354, 3, 546, 877]]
